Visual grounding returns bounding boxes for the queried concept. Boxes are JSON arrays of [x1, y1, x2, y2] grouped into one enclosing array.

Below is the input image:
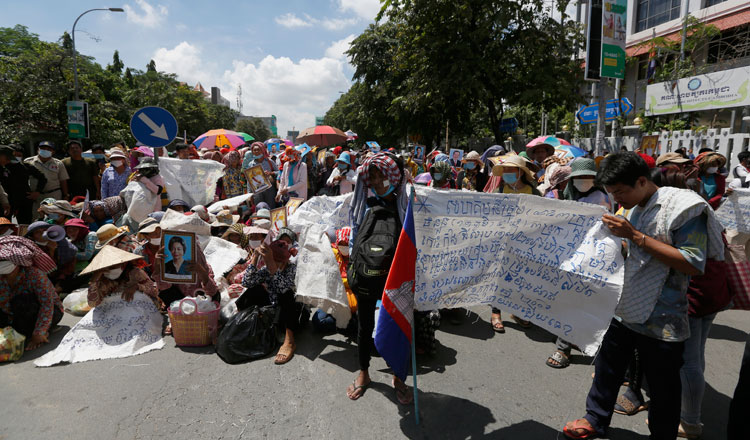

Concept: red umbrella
[[296, 125, 347, 147]]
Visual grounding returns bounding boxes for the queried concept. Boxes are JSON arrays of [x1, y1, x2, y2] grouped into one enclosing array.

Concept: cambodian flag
[[374, 195, 416, 381]]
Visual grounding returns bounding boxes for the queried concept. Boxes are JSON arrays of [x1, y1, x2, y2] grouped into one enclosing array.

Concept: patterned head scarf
[[221, 150, 241, 167], [433, 153, 450, 164], [223, 223, 248, 248], [547, 165, 572, 188], [430, 161, 452, 177], [91, 196, 126, 223], [356, 152, 403, 188], [281, 146, 300, 163], [0, 236, 57, 273], [335, 227, 351, 246], [250, 142, 269, 159], [350, 152, 407, 237]]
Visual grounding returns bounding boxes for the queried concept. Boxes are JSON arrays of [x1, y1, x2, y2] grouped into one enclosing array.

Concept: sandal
[[563, 418, 600, 439], [163, 324, 172, 336], [613, 393, 648, 416], [274, 343, 295, 365], [491, 314, 505, 333], [346, 378, 371, 400], [546, 350, 570, 369], [392, 377, 413, 405], [510, 314, 532, 328]]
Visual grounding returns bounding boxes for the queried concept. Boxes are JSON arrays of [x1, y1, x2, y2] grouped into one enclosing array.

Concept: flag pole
[[409, 185, 419, 425]]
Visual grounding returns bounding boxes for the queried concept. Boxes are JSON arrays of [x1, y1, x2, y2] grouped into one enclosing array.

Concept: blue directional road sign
[[130, 106, 178, 148], [576, 97, 633, 125], [498, 117, 519, 133]]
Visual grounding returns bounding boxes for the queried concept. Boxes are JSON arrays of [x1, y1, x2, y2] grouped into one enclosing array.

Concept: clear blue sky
[[2, 0, 384, 134]]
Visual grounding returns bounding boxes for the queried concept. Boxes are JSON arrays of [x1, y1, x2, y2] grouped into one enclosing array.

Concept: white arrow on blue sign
[[130, 106, 178, 148], [576, 98, 633, 125]]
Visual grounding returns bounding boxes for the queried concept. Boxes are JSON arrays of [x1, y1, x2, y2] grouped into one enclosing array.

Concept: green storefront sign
[[600, 0, 627, 80], [67, 100, 89, 139]]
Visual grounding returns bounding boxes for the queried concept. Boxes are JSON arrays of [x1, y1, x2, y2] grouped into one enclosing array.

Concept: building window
[[708, 24, 750, 64], [636, 0, 681, 32], [704, 0, 727, 7]]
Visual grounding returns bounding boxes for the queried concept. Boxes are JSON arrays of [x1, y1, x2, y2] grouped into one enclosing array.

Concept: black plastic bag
[[216, 305, 279, 364]]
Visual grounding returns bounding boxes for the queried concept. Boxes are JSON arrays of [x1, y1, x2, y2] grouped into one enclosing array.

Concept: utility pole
[[595, 80, 606, 155], [611, 78, 621, 137]]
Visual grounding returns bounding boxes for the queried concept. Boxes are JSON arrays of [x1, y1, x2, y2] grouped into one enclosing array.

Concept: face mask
[[433, 173, 444, 181], [706, 166, 718, 174], [503, 172, 518, 184], [375, 184, 396, 199], [47, 213, 60, 221], [248, 240, 261, 249], [252, 154, 263, 160], [12, 157, 21, 163], [38, 149, 52, 158], [464, 162, 476, 170], [35, 240, 47, 246], [337, 164, 348, 170], [0, 260, 16, 275], [104, 267, 123, 280], [149, 237, 161, 245], [573, 179, 595, 193], [93, 154, 105, 160], [111, 160, 124, 168], [1, 229, 13, 237], [338, 246, 350, 257]]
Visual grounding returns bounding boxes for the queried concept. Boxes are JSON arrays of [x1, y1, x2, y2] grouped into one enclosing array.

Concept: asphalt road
[[1, 306, 747, 440]]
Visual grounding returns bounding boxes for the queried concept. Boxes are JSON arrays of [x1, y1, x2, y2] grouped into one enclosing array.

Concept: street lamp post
[[72, 7, 124, 101]]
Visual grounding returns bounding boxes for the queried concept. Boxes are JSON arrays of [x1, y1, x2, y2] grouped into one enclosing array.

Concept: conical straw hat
[[79, 245, 143, 276]]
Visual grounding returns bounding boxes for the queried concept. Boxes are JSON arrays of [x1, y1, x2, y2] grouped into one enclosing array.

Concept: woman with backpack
[[345, 152, 413, 405]]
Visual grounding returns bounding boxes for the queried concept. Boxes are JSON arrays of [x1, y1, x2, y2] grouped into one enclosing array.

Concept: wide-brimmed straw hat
[[490, 154, 535, 183], [79, 245, 143, 276], [656, 152, 690, 167], [137, 217, 161, 236], [211, 209, 239, 227], [95, 224, 128, 250], [41, 200, 76, 218]]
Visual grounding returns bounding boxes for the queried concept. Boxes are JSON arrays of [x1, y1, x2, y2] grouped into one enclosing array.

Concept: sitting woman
[[39, 200, 77, 226], [0, 236, 63, 351], [83, 245, 158, 308], [133, 218, 162, 276], [64, 218, 97, 273], [81, 200, 115, 232], [239, 228, 298, 365]]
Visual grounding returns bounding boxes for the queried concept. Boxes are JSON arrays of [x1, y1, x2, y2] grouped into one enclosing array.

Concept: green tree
[[147, 59, 156, 72], [107, 50, 124, 75], [235, 117, 272, 142]]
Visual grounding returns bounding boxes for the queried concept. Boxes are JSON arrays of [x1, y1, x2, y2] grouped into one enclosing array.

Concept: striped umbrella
[[554, 144, 587, 159], [526, 135, 571, 149], [237, 132, 255, 142], [193, 129, 247, 150], [296, 125, 347, 147]]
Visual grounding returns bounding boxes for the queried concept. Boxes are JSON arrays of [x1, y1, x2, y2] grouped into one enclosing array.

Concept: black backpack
[[347, 204, 402, 298]]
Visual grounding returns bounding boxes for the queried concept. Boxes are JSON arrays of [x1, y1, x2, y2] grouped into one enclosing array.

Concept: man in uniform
[[24, 141, 69, 220]]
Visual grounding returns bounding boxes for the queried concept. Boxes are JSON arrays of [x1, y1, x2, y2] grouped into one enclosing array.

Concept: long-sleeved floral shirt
[[241, 263, 296, 305], [0, 266, 63, 336]]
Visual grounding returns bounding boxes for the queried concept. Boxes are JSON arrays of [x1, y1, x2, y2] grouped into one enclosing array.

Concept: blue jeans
[[679, 313, 716, 424]]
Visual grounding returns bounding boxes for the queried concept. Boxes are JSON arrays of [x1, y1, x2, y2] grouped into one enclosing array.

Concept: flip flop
[[546, 350, 570, 369], [613, 394, 648, 415], [346, 379, 370, 400], [510, 314, 532, 328], [392, 378, 413, 405], [563, 419, 600, 439], [491, 314, 505, 333], [274, 343, 295, 365]]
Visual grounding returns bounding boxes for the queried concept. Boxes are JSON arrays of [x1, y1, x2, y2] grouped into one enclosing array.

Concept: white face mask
[[38, 149, 52, 158], [0, 260, 16, 275], [103, 267, 123, 280], [248, 240, 261, 249], [573, 179, 595, 193], [111, 160, 124, 168], [706, 166, 718, 174], [35, 240, 47, 246], [338, 246, 350, 257], [149, 237, 161, 245]]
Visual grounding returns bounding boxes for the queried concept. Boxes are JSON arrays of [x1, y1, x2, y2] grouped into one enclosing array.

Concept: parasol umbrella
[[283, 139, 294, 147], [264, 138, 283, 145], [526, 135, 571, 149], [296, 125, 347, 147], [414, 172, 432, 185], [194, 129, 247, 150], [554, 144, 587, 159], [237, 132, 255, 142]]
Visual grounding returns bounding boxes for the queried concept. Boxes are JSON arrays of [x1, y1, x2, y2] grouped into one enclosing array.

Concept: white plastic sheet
[[158, 157, 226, 207]]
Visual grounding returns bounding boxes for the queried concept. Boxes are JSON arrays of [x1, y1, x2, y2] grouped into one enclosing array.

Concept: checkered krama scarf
[[0, 236, 57, 273], [357, 153, 402, 188]]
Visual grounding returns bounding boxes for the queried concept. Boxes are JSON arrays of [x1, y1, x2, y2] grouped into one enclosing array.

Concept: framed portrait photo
[[270, 207, 287, 233], [286, 197, 304, 217], [449, 148, 464, 167], [640, 135, 659, 157], [413, 145, 425, 164], [244, 164, 271, 193], [160, 230, 197, 284]]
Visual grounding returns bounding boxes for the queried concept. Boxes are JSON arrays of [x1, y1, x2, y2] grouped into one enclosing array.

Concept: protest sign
[[158, 157, 226, 206], [203, 236, 248, 281], [207, 193, 253, 214], [295, 224, 352, 328], [245, 165, 271, 193], [287, 192, 353, 234], [120, 180, 159, 224], [270, 207, 287, 232], [160, 208, 211, 237], [35, 293, 164, 367], [716, 189, 750, 233], [412, 186, 624, 355], [286, 197, 304, 217]]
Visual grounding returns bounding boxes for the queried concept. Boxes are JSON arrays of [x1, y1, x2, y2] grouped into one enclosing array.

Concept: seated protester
[[222, 223, 249, 250], [0, 217, 17, 237], [240, 227, 299, 365], [153, 235, 218, 334], [0, 236, 63, 351], [39, 200, 76, 226], [132, 218, 162, 276], [25, 221, 56, 261], [83, 245, 158, 308], [64, 218, 97, 272], [221, 151, 247, 199], [247, 207, 272, 230], [82, 200, 115, 232], [166, 199, 190, 213], [190, 205, 212, 223], [346, 152, 413, 404], [95, 224, 138, 253], [326, 152, 357, 195], [562, 152, 724, 440], [456, 151, 487, 191], [42, 225, 78, 291], [131, 158, 164, 213], [564, 158, 612, 210], [210, 209, 237, 237], [429, 161, 455, 189]]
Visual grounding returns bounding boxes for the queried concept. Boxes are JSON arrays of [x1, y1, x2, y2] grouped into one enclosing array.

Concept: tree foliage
[[325, 0, 585, 146], [0, 25, 237, 148]]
